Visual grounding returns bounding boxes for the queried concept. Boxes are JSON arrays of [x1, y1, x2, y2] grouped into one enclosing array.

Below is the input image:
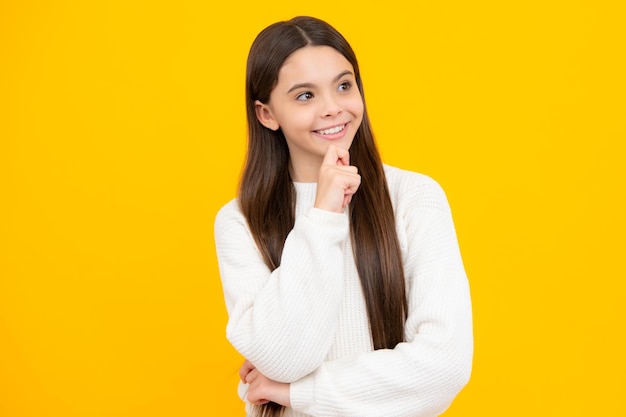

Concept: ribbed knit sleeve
[[289, 168, 473, 417], [214, 188, 351, 383]]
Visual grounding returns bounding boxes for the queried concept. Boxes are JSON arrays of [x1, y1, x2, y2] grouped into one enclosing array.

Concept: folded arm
[[215, 203, 351, 382]]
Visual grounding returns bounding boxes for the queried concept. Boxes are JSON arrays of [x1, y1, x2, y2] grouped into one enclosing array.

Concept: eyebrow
[[286, 70, 354, 94]]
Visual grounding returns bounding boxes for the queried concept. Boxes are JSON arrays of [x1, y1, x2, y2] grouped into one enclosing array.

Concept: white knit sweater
[[214, 165, 473, 417]]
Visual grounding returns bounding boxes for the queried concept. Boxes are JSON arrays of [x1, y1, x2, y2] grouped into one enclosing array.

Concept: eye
[[338, 81, 352, 91], [296, 91, 314, 101]]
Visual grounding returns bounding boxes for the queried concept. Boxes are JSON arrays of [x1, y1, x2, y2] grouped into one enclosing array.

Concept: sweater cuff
[[289, 373, 315, 413], [303, 207, 350, 239]]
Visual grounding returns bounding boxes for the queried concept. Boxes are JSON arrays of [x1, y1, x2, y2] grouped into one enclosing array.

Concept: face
[[255, 45, 364, 181]]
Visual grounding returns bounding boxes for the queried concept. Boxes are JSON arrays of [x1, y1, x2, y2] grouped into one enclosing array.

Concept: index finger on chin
[[323, 144, 350, 166]]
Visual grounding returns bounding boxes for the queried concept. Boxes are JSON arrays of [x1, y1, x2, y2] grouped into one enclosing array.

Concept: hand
[[314, 145, 361, 213], [239, 360, 291, 407]]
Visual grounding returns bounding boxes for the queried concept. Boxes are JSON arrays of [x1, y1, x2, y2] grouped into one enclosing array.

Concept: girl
[[214, 16, 473, 417]]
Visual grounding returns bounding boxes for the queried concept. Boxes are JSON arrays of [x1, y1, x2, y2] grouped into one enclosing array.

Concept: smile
[[315, 124, 346, 135]]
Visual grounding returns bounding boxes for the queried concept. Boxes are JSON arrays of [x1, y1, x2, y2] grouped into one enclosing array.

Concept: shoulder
[[383, 164, 451, 214], [214, 198, 247, 237]]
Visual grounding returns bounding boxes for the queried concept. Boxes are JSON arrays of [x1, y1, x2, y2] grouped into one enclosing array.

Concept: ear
[[254, 100, 280, 131]]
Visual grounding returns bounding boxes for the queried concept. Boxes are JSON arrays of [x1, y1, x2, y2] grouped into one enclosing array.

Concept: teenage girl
[[214, 16, 473, 417]]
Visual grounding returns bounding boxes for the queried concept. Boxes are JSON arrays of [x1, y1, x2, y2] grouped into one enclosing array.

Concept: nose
[[321, 94, 342, 117]]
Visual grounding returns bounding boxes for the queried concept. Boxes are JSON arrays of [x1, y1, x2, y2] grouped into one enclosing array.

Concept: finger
[[244, 368, 259, 384], [342, 179, 360, 208], [342, 194, 351, 209], [239, 360, 255, 383], [322, 145, 350, 167], [335, 147, 350, 166], [342, 172, 361, 194]]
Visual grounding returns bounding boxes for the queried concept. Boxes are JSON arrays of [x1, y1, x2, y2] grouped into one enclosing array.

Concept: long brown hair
[[239, 16, 407, 416]]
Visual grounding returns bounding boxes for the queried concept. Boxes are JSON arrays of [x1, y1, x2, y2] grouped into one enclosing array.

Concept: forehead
[[277, 45, 354, 85]]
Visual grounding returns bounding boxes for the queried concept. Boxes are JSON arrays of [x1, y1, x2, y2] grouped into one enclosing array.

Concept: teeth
[[318, 124, 345, 135]]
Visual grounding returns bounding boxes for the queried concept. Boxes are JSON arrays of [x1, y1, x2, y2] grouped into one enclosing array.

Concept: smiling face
[[255, 45, 364, 182]]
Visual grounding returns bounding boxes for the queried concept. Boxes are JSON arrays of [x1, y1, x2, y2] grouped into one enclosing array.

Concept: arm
[[215, 145, 361, 383], [214, 202, 349, 383], [289, 179, 473, 417]]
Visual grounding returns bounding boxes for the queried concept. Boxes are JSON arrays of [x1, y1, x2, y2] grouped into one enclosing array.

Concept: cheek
[[344, 91, 364, 111], [348, 97, 364, 121], [285, 109, 316, 132], [272, 105, 307, 131]]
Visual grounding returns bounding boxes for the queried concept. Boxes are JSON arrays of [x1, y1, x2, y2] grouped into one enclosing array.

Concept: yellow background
[[1, 0, 625, 416]]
